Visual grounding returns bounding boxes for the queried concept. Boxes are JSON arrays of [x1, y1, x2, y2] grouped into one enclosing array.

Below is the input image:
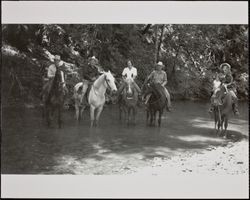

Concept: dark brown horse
[[118, 78, 139, 125], [211, 86, 234, 138], [142, 82, 167, 127], [42, 69, 66, 128]]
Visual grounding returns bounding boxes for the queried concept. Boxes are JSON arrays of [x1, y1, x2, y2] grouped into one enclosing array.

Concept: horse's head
[[124, 77, 135, 97], [211, 85, 227, 106], [142, 82, 153, 97], [104, 70, 117, 93]]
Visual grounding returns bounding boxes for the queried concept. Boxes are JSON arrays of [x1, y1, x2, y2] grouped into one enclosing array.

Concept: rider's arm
[[133, 68, 138, 80], [146, 71, 154, 83], [122, 68, 127, 80], [161, 72, 168, 87], [60, 71, 66, 87]]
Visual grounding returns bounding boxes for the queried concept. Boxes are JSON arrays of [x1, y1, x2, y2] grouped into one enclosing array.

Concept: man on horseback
[[208, 63, 240, 116], [144, 61, 172, 112], [41, 55, 68, 102], [117, 60, 142, 97], [74, 56, 102, 103]]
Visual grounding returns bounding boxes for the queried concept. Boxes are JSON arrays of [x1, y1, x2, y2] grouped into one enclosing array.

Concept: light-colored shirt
[[47, 64, 65, 86], [213, 79, 221, 91], [122, 67, 137, 80], [149, 70, 167, 85], [47, 64, 57, 78]]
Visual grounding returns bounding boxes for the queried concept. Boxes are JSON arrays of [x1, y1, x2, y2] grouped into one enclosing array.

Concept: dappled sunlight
[[189, 117, 215, 129], [168, 135, 224, 143]]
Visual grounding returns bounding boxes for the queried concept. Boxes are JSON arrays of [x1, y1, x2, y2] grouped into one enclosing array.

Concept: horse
[[118, 77, 139, 125], [211, 85, 234, 138], [42, 69, 66, 128], [73, 80, 89, 122], [74, 71, 117, 127], [142, 82, 167, 127]]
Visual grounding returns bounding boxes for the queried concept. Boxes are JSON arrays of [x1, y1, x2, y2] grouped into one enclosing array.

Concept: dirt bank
[[130, 139, 249, 175]]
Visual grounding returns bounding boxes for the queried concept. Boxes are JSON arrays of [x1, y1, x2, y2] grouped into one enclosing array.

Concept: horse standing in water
[[142, 82, 167, 127], [74, 71, 117, 127], [42, 69, 66, 128], [73, 80, 88, 122], [118, 77, 139, 125], [211, 86, 234, 138]]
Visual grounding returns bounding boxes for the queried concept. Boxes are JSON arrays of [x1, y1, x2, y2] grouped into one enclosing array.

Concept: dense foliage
[[1, 24, 248, 106]]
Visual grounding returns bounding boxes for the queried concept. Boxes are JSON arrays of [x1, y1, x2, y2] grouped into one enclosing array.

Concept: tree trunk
[[154, 25, 159, 64], [142, 24, 152, 35], [157, 25, 165, 62]]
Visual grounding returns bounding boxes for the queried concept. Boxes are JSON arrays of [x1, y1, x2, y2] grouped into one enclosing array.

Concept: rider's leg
[[133, 81, 141, 94], [223, 84, 228, 94], [229, 90, 240, 115], [208, 90, 217, 113], [44, 79, 53, 102], [144, 93, 152, 105], [163, 87, 172, 111]]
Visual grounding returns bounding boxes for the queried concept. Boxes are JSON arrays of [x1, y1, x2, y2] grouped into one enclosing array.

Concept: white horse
[[74, 71, 117, 127], [73, 80, 88, 122]]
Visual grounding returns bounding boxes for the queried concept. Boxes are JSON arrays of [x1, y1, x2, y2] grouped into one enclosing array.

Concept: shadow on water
[[1, 101, 248, 174]]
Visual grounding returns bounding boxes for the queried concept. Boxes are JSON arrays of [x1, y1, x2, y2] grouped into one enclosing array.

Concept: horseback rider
[[42, 55, 68, 102], [74, 56, 102, 102], [144, 61, 172, 112], [117, 60, 142, 96], [208, 63, 240, 116]]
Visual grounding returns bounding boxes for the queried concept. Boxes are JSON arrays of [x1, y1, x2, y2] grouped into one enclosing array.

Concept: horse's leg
[[95, 106, 104, 127], [58, 105, 62, 128], [90, 105, 95, 128], [80, 105, 86, 122], [133, 107, 136, 125], [119, 105, 122, 120], [124, 107, 128, 123], [158, 110, 162, 127], [153, 110, 157, 126], [45, 105, 50, 127], [224, 117, 228, 138], [216, 116, 221, 136], [214, 109, 217, 130], [127, 107, 131, 125], [75, 104, 80, 122], [146, 109, 150, 125], [150, 110, 153, 126], [220, 116, 226, 138]]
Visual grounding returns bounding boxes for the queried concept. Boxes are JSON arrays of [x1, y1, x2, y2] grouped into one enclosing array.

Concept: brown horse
[[42, 69, 66, 128], [142, 82, 167, 127], [211, 86, 234, 138], [118, 78, 139, 125]]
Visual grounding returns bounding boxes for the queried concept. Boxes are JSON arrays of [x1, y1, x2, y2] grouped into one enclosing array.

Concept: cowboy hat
[[156, 61, 165, 67], [220, 63, 231, 71]]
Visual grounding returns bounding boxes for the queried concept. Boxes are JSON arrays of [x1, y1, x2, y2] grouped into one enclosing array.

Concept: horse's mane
[[93, 73, 105, 89], [151, 83, 165, 98]]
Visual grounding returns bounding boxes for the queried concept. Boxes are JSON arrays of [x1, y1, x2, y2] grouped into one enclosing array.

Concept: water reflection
[[1, 101, 248, 174]]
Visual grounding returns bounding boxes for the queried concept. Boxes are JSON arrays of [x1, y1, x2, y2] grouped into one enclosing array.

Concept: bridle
[[144, 83, 162, 105], [104, 74, 114, 91]]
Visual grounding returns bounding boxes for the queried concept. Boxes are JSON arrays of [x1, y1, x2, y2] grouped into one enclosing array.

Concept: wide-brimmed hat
[[156, 61, 165, 67], [220, 63, 231, 71]]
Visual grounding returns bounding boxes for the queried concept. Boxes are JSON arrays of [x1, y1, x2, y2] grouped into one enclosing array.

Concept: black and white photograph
[[1, 1, 249, 199]]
